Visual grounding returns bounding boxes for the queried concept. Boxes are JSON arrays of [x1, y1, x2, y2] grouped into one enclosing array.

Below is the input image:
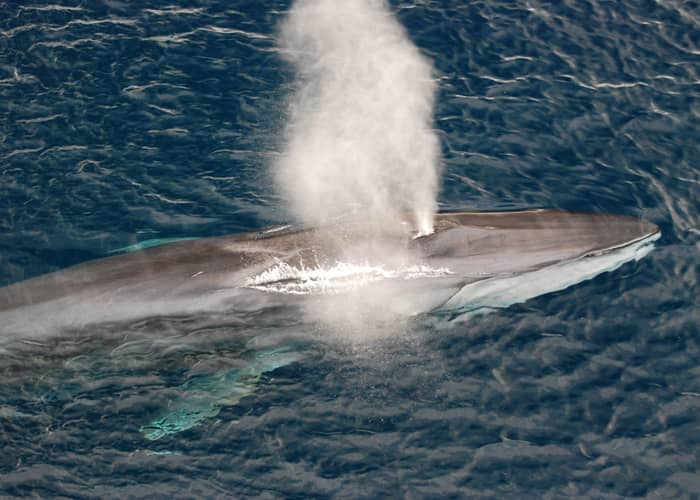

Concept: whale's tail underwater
[[0, 210, 659, 439]]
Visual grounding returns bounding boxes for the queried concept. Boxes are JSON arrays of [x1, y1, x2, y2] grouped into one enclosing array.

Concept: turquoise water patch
[[141, 346, 303, 440], [109, 238, 199, 254]]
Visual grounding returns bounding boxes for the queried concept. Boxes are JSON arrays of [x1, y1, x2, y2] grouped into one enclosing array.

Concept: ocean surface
[[1, 0, 699, 497]]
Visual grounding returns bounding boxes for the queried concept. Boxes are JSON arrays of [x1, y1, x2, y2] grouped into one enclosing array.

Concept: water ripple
[[0, 0, 697, 497]]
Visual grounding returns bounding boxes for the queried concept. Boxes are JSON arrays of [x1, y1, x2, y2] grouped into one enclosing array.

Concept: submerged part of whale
[[0, 210, 659, 343], [140, 345, 303, 440]]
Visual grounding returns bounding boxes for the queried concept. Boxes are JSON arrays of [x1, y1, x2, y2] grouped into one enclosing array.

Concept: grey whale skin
[[0, 210, 659, 341]]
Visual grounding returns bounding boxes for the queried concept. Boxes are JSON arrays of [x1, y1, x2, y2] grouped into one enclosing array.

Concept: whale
[[0, 209, 659, 439], [0, 209, 659, 344]]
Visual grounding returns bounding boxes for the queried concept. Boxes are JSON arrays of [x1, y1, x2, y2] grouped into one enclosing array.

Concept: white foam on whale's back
[[245, 260, 453, 295]]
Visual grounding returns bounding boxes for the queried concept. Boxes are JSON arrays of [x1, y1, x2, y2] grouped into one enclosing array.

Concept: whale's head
[[411, 210, 659, 279]]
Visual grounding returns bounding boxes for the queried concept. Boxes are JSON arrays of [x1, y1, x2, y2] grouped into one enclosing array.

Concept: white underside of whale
[[440, 230, 659, 319]]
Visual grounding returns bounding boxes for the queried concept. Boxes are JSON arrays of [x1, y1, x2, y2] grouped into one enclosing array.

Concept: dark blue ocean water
[[1, 0, 699, 497]]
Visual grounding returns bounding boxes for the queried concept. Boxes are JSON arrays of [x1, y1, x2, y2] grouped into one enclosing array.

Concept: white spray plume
[[276, 0, 441, 235]]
